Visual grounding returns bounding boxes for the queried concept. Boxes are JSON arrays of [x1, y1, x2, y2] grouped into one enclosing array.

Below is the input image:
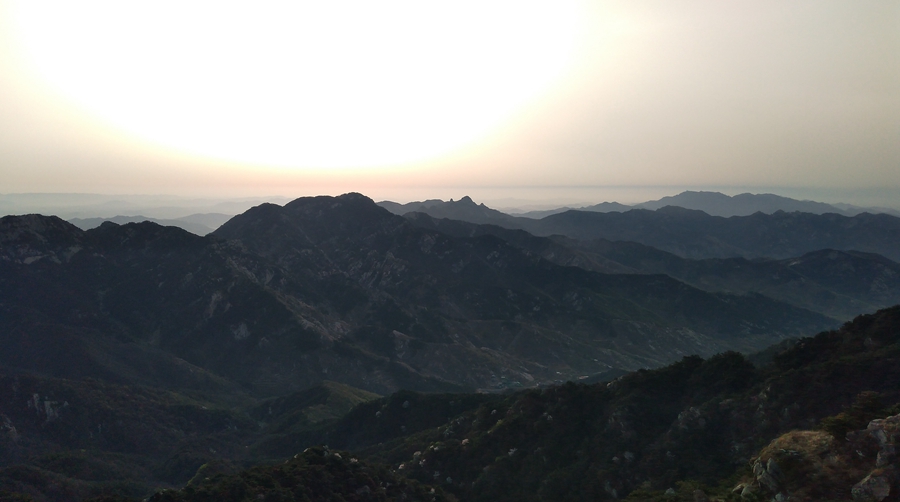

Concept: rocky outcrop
[[752, 457, 785, 493], [737, 414, 900, 501], [0, 214, 83, 264], [867, 415, 900, 461], [849, 415, 900, 501], [852, 468, 895, 501]]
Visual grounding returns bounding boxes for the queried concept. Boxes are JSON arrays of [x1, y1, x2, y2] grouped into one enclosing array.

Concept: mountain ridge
[[378, 195, 900, 261], [404, 212, 900, 320], [1, 191, 899, 501], [1, 195, 838, 399], [379, 190, 900, 221]]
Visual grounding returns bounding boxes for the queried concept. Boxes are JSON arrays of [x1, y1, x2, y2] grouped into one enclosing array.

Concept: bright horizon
[[0, 1, 897, 208]]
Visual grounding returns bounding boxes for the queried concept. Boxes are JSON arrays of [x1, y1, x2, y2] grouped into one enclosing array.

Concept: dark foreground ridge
[[0, 306, 897, 501], [340, 306, 900, 501]]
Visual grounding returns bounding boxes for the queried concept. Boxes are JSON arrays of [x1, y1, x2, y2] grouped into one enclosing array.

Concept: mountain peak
[[215, 193, 404, 254], [284, 193, 377, 210], [0, 213, 83, 245], [0, 214, 85, 263], [336, 192, 375, 203]]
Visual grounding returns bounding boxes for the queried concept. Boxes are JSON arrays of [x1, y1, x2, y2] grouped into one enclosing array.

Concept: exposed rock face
[[738, 415, 900, 501], [852, 469, 894, 501], [868, 415, 900, 450], [0, 214, 83, 264], [751, 457, 785, 493], [850, 415, 900, 500]]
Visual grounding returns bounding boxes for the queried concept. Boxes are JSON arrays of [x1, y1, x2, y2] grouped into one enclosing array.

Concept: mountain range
[[1, 195, 838, 398], [383, 196, 900, 262], [2, 192, 900, 501], [634, 191, 900, 217], [67, 214, 232, 236], [405, 214, 900, 321], [380, 190, 900, 219], [15, 190, 892, 240]]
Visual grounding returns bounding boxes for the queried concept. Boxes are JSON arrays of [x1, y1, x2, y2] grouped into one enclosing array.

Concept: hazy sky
[[0, 1, 897, 206]]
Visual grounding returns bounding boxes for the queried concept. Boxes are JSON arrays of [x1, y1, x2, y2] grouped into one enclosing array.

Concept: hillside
[[335, 306, 900, 501], [406, 213, 900, 320], [517, 207, 900, 261], [0, 302, 897, 500], [146, 446, 456, 502]]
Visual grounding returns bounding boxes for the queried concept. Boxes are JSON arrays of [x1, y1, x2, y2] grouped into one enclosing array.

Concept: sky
[[0, 1, 898, 208]]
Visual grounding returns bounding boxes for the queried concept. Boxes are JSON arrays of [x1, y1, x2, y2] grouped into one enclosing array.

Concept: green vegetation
[[342, 306, 900, 501], [819, 391, 900, 440], [2, 304, 899, 501]]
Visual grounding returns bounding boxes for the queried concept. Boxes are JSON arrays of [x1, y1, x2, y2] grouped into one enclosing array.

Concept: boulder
[[851, 471, 892, 501]]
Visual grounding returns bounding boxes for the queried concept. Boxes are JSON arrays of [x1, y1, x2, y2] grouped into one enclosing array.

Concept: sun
[[9, 1, 584, 170]]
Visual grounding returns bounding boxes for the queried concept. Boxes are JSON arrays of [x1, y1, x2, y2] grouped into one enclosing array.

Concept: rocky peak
[[734, 414, 900, 501], [0, 214, 84, 264], [0, 214, 83, 244], [84, 220, 207, 252], [220, 193, 406, 247]]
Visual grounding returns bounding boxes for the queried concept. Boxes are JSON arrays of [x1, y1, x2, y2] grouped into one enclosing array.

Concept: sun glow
[[10, 1, 584, 170]]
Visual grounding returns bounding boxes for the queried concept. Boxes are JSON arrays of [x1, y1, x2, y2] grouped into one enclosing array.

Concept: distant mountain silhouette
[[380, 198, 630, 220], [517, 206, 900, 261], [514, 201, 633, 219], [380, 191, 899, 225], [524, 191, 900, 218], [634, 190, 858, 216], [377, 196, 519, 226], [379, 195, 900, 261], [67, 213, 232, 235]]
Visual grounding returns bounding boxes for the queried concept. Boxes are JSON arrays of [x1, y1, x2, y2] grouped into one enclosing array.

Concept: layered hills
[[2, 192, 898, 501], [0, 195, 835, 399], [406, 214, 900, 320], [519, 207, 900, 261], [633, 190, 898, 217], [382, 191, 900, 220], [67, 214, 231, 236], [2, 303, 896, 501], [386, 195, 900, 261]]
